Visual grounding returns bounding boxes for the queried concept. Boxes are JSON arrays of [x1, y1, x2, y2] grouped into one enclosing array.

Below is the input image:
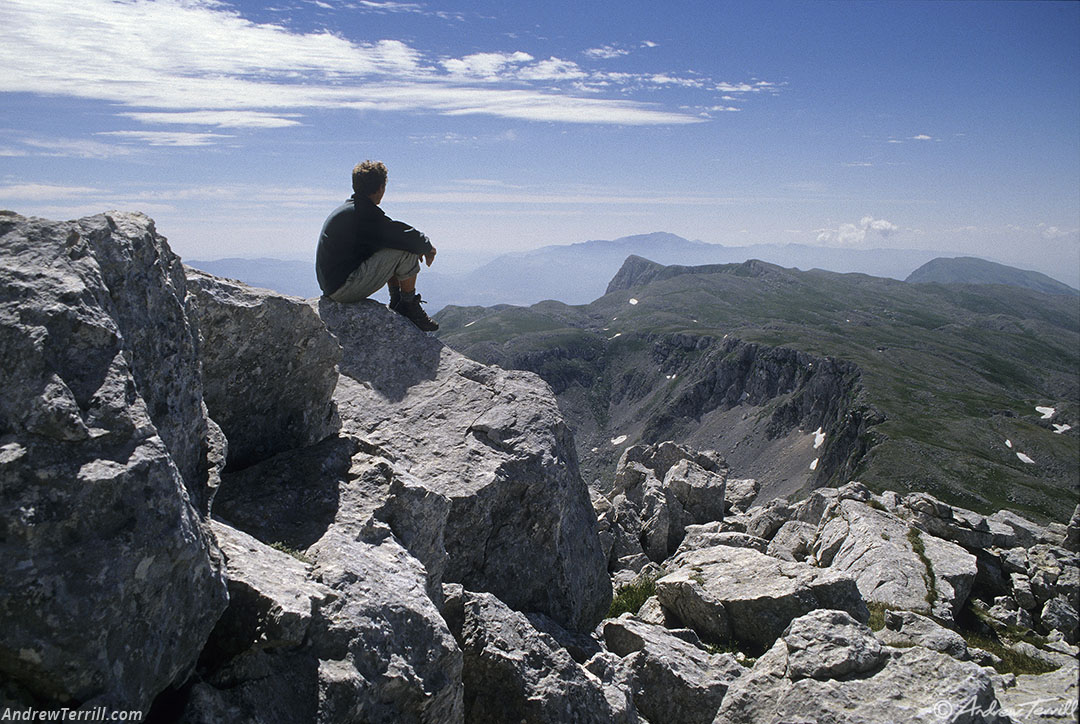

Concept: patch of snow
[[809, 458, 819, 471], [1016, 452, 1036, 465], [629, 298, 639, 305], [813, 427, 826, 450], [464, 320, 476, 327], [1005, 439, 1013, 449], [1053, 424, 1072, 434], [610, 435, 628, 445], [1036, 406, 1056, 419]]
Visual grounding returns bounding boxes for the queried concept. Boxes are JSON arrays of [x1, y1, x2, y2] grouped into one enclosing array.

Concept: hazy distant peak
[[906, 256, 1079, 296], [605, 255, 666, 293]]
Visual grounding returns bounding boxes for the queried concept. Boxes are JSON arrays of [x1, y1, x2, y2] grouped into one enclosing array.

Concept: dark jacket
[[315, 196, 433, 295]]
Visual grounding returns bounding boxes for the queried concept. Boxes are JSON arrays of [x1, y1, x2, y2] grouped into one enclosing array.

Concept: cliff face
[[457, 326, 877, 501]]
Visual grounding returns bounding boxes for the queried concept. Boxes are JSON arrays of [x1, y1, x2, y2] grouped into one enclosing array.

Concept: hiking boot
[[397, 293, 439, 331], [388, 286, 401, 311]]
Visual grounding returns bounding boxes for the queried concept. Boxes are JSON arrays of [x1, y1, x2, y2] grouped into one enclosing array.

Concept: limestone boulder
[[656, 546, 867, 651], [765, 520, 816, 562], [0, 212, 228, 710], [989, 509, 1057, 549], [204, 520, 335, 659], [675, 525, 768, 556], [994, 659, 1079, 724], [664, 458, 727, 525], [723, 478, 760, 513], [601, 442, 730, 566], [714, 610, 1012, 724], [184, 509, 464, 722], [603, 615, 743, 724], [186, 270, 341, 471], [813, 499, 977, 622], [743, 498, 794, 541], [901, 492, 1012, 551], [876, 610, 971, 660], [320, 299, 610, 632]]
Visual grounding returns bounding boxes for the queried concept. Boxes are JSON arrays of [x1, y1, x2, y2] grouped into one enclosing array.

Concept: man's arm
[[376, 217, 434, 256]]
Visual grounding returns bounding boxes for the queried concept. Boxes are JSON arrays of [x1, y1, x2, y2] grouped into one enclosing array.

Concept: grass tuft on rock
[[607, 576, 657, 618]]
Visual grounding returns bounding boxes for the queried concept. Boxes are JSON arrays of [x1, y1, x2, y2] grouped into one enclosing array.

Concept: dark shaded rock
[[603, 615, 742, 724], [452, 590, 633, 724]]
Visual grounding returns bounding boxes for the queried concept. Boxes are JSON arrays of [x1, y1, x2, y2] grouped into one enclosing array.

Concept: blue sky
[[1, 0, 1077, 282]]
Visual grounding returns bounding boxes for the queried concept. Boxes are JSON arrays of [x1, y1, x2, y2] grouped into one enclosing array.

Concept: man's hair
[[352, 160, 388, 197]]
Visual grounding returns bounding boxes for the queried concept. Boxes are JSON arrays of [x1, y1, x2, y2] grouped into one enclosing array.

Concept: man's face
[[371, 183, 386, 205]]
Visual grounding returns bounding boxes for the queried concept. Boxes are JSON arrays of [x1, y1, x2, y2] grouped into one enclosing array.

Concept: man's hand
[[424, 246, 437, 267]]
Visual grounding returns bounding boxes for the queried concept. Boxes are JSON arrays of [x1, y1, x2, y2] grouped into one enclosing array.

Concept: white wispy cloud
[[0, 183, 104, 200], [1038, 223, 1078, 240], [120, 111, 304, 129], [0, 0, 776, 135], [816, 215, 901, 247], [96, 131, 235, 147], [0, 136, 136, 159], [442, 51, 534, 79], [584, 44, 630, 60]]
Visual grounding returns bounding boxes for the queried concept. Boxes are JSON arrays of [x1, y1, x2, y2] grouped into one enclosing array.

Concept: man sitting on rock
[[316, 160, 438, 331]]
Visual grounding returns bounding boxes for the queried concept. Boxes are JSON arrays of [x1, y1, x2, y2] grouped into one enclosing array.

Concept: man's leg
[[390, 272, 437, 331], [331, 248, 415, 304]]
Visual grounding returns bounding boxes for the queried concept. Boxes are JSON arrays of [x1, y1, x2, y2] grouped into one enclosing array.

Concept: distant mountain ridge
[[436, 256, 1079, 523], [907, 256, 1079, 296], [185, 234, 1080, 313]]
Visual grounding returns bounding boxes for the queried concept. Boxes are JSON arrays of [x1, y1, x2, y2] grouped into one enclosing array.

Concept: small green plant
[[867, 498, 888, 512], [961, 631, 1057, 676], [866, 601, 891, 632], [607, 576, 657, 618], [270, 541, 312, 564], [906, 527, 938, 607]]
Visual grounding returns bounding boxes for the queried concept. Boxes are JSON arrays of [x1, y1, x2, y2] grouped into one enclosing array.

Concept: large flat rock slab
[[656, 545, 867, 651]]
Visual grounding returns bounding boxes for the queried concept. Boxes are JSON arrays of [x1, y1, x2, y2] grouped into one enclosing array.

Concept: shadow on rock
[[212, 434, 358, 550], [318, 297, 443, 403]]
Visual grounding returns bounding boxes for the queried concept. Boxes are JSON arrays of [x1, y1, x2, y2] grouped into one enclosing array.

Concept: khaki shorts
[[329, 248, 421, 303]]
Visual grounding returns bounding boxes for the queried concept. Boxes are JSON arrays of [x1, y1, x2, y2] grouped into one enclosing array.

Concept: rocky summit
[[1, 211, 1078, 723]]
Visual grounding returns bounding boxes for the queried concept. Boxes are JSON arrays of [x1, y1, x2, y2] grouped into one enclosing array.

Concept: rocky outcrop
[[183, 515, 464, 724], [319, 298, 611, 632], [714, 610, 1012, 724], [597, 442, 728, 573], [4, 212, 1077, 721], [0, 213, 228, 709], [812, 498, 977, 623]]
